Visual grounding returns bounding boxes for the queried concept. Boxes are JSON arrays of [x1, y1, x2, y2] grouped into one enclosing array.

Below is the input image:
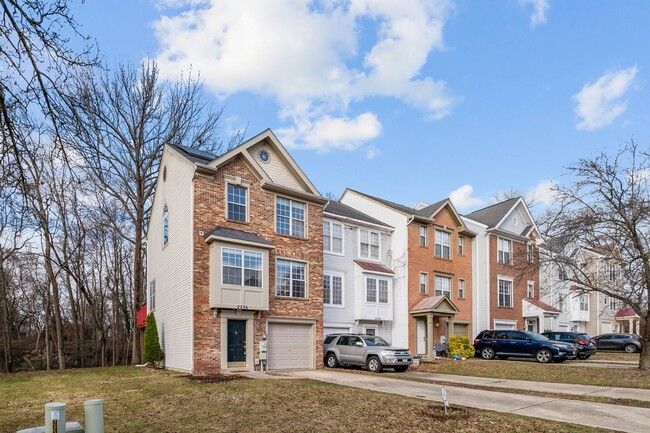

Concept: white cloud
[[519, 0, 549, 28], [573, 66, 638, 131], [449, 184, 486, 211], [152, 0, 455, 153], [526, 180, 558, 207]]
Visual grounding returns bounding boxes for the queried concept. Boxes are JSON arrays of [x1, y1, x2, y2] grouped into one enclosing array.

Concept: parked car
[[473, 330, 577, 363], [541, 331, 597, 360], [323, 334, 413, 372], [591, 333, 641, 353]]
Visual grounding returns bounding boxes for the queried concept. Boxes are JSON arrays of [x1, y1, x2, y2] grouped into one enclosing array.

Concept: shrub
[[143, 312, 164, 365], [447, 336, 475, 359]]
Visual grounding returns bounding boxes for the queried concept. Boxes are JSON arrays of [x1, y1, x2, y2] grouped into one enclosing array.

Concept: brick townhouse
[[146, 129, 326, 374]]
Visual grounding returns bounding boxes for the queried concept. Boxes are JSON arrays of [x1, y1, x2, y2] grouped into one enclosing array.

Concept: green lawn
[[414, 357, 650, 388], [0, 367, 611, 433]]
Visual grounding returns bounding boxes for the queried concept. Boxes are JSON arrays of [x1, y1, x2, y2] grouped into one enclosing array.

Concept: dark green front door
[[227, 320, 246, 365]]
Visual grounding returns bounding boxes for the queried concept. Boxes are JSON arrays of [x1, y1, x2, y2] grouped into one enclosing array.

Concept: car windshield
[[527, 332, 549, 341], [362, 336, 390, 346]]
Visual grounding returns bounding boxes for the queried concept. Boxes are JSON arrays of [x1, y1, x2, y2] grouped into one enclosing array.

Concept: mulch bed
[[181, 374, 251, 383]]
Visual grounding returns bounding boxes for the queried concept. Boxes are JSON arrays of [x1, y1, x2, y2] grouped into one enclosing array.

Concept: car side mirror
[[355, 341, 363, 347]]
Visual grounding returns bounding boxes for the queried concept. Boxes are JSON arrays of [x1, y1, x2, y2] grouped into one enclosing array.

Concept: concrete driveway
[[285, 370, 650, 433]]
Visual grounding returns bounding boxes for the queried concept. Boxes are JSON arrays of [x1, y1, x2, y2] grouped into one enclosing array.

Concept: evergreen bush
[[447, 336, 475, 359], [143, 312, 164, 365]]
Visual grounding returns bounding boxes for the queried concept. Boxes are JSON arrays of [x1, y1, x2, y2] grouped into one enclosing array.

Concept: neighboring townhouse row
[[540, 239, 624, 335], [146, 128, 553, 373]]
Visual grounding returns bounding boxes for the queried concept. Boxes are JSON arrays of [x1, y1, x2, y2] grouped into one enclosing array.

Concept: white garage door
[[268, 323, 312, 370], [494, 321, 517, 330]]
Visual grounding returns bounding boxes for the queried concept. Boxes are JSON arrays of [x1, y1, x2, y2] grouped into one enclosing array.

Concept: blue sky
[[71, 0, 650, 214]]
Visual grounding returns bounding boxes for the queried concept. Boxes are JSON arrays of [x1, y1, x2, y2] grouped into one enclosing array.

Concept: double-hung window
[[527, 281, 535, 298], [162, 206, 169, 246], [458, 278, 465, 299], [222, 248, 263, 287], [498, 278, 513, 307], [435, 275, 451, 298], [580, 294, 589, 311], [419, 225, 427, 246], [527, 243, 534, 263], [458, 235, 465, 255], [360, 229, 380, 260], [435, 230, 451, 259], [323, 221, 343, 254], [227, 184, 247, 222], [276, 259, 306, 298], [148, 280, 156, 311], [497, 237, 512, 264], [366, 277, 389, 304], [276, 197, 305, 238], [323, 274, 343, 306], [419, 272, 428, 294]]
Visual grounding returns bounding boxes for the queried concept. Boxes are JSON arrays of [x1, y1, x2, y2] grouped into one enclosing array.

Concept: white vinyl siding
[[435, 230, 451, 259]]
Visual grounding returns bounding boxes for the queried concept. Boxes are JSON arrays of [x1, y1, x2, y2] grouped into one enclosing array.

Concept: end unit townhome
[[340, 190, 474, 358], [463, 197, 543, 335], [146, 129, 326, 374], [321, 201, 396, 340]]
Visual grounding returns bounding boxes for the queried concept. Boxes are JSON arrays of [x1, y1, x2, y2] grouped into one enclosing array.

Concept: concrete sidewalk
[[286, 370, 650, 433], [401, 371, 650, 402]]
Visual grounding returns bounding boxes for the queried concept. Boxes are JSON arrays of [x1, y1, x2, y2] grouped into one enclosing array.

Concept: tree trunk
[[44, 241, 65, 370], [44, 291, 51, 371], [639, 312, 650, 371], [131, 218, 144, 365]]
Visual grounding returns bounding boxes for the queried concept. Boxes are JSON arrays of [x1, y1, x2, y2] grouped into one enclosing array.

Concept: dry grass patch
[[414, 358, 650, 388], [590, 352, 640, 362], [0, 366, 612, 433]]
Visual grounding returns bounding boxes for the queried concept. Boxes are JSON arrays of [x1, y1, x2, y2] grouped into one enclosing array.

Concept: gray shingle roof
[[323, 201, 393, 228], [463, 197, 520, 228], [169, 143, 217, 164], [204, 226, 275, 246], [346, 189, 447, 219]]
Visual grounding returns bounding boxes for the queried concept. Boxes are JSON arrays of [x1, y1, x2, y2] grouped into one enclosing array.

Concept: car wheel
[[536, 349, 553, 363], [498, 356, 509, 360], [624, 344, 638, 353], [393, 366, 408, 373], [325, 353, 338, 368], [367, 356, 383, 373], [481, 347, 495, 360]]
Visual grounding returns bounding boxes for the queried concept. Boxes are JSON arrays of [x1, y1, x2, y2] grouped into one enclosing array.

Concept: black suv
[[541, 331, 597, 360], [474, 330, 577, 363]]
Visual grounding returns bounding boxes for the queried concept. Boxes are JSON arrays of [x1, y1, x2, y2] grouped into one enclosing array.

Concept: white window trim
[[497, 276, 514, 307], [148, 280, 156, 311], [224, 175, 252, 223], [364, 276, 391, 305], [363, 324, 379, 335], [419, 225, 427, 247], [275, 257, 308, 299], [358, 229, 381, 262], [458, 278, 466, 299], [458, 235, 465, 255], [221, 246, 264, 288], [419, 272, 428, 294], [434, 229, 452, 260], [527, 280, 535, 298], [323, 219, 345, 256], [275, 195, 308, 239], [497, 236, 513, 265], [434, 274, 452, 299], [323, 271, 345, 308]]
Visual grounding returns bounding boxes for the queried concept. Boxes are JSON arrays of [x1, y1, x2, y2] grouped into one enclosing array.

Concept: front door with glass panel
[[227, 319, 247, 367], [416, 320, 426, 355]]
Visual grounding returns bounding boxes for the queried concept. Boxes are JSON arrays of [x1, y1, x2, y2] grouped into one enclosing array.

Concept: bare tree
[[64, 60, 241, 363], [544, 141, 650, 370]]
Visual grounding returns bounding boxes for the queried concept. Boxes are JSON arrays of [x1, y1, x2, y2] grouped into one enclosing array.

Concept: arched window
[[163, 205, 169, 246]]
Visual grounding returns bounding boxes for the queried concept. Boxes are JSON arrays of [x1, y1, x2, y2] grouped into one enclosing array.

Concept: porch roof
[[523, 298, 561, 315], [410, 296, 459, 316]]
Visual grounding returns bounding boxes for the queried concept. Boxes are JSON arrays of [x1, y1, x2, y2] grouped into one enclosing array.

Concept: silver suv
[[323, 334, 413, 372]]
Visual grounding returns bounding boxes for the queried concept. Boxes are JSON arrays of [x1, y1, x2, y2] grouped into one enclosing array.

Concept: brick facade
[[192, 155, 323, 374], [406, 206, 474, 354]]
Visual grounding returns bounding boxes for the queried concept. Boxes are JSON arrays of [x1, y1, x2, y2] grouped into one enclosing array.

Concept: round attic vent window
[[163, 166, 167, 182], [513, 217, 518, 226]]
